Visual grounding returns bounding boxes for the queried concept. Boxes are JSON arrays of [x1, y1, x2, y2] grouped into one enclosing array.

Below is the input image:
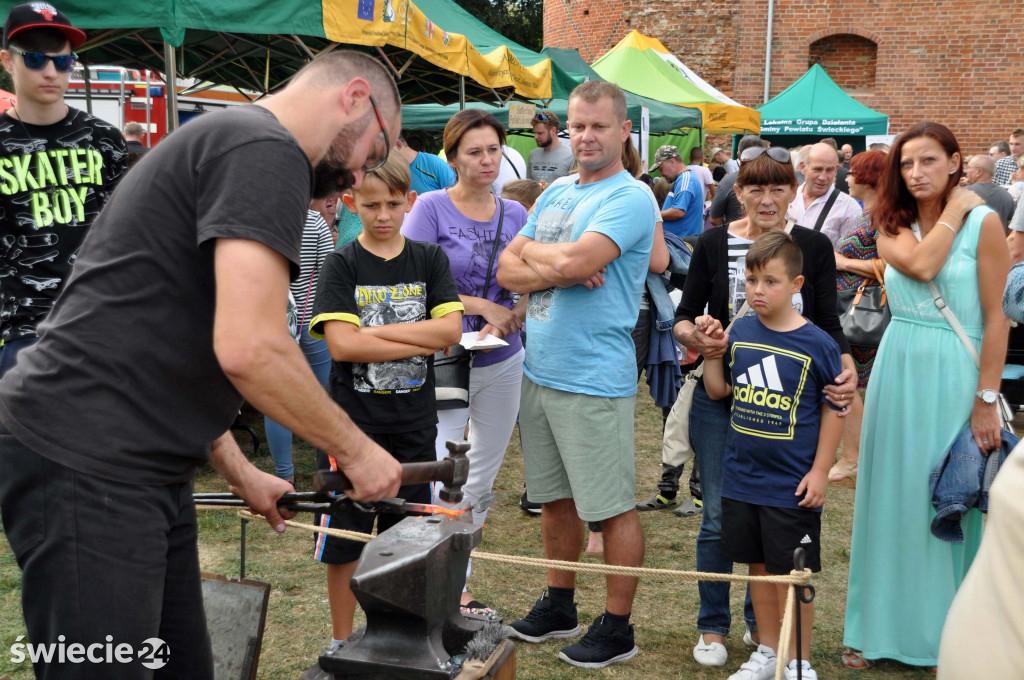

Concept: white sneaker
[[727, 645, 778, 680], [742, 628, 757, 648], [784, 659, 818, 680], [693, 634, 728, 667]]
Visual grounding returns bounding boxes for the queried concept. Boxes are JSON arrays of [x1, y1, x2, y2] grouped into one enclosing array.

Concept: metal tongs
[[192, 491, 494, 518]]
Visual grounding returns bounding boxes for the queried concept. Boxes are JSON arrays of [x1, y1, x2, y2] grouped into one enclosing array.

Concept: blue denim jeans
[[690, 382, 757, 636], [264, 324, 332, 480], [0, 336, 38, 379]]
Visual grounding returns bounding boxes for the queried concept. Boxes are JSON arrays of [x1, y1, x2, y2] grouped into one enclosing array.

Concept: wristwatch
[[976, 389, 998, 404]]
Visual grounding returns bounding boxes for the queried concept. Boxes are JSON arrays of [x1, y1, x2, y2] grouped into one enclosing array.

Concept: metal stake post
[[162, 40, 179, 133], [240, 517, 249, 580]]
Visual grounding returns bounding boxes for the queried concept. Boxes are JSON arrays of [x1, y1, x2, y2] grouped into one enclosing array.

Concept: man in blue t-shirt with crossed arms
[[497, 81, 655, 669]]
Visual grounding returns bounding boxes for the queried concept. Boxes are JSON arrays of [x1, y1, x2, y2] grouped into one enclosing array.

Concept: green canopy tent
[[757, 64, 889, 151], [528, 47, 703, 168], [539, 47, 701, 131], [590, 41, 760, 135], [8, 0, 577, 109]]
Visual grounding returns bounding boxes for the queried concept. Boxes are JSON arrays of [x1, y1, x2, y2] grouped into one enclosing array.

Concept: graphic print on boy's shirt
[[312, 238, 463, 433], [0, 109, 126, 340], [352, 281, 428, 393], [729, 343, 810, 439], [722, 315, 842, 509]]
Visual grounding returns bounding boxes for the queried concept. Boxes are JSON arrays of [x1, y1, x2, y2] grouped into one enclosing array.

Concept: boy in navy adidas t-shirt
[[699, 231, 843, 680]]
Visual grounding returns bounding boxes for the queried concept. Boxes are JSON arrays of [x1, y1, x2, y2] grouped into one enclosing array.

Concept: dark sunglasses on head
[[740, 146, 791, 163], [7, 45, 77, 73]]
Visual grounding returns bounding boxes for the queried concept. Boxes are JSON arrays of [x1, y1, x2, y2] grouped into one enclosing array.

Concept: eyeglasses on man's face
[[361, 95, 391, 174]]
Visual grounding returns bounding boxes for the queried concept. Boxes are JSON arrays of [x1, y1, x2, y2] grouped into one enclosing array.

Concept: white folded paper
[[459, 331, 509, 351]]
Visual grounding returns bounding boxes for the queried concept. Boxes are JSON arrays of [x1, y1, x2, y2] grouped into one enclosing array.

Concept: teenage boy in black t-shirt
[[0, 4, 126, 375], [309, 150, 464, 649]]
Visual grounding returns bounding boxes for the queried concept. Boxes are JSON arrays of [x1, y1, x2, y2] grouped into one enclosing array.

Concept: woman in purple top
[[402, 109, 528, 614]]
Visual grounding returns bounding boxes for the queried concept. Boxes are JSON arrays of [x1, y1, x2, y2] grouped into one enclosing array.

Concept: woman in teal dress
[[842, 122, 1010, 670]]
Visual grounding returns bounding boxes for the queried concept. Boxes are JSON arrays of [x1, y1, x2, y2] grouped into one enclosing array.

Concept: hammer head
[[438, 439, 470, 503]]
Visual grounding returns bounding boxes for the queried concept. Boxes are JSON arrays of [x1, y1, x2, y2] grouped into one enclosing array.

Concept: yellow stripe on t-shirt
[[431, 302, 465, 319], [309, 312, 360, 339]]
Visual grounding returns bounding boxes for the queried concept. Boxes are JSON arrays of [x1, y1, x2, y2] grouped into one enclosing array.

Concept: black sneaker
[[520, 490, 542, 515], [506, 590, 581, 643], [558, 615, 639, 669]]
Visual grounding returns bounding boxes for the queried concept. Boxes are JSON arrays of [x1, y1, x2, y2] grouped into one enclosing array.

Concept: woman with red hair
[[842, 123, 1008, 670], [828, 150, 887, 486]]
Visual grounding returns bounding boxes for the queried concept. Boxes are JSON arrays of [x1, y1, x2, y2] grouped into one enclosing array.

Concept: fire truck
[[64, 66, 254, 147]]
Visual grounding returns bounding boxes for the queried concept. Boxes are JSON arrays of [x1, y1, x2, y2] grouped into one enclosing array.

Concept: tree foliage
[[459, 0, 544, 52]]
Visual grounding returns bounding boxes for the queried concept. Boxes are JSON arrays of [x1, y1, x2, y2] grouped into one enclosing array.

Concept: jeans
[[690, 382, 757, 636], [0, 424, 213, 679], [646, 272, 678, 332], [264, 324, 332, 480], [0, 335, 38, 378]]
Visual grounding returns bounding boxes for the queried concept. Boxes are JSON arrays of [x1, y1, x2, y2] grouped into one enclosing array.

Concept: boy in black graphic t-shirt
[[0, 5, 126, 375], [700, 231, 842, 680], [309, 151, 463, 648]]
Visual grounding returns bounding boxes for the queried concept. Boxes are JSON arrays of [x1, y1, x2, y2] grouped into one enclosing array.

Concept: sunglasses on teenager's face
[[6, 45, 77, 73], [740, 146, 792, 164]]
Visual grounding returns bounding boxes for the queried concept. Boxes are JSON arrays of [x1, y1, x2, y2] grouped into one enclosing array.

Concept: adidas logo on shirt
[[800, 534, 813, 545], [732, 355, 793, 410]]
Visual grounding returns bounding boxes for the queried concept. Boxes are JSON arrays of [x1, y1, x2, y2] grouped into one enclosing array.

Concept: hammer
[[313, 439, 470, 503]]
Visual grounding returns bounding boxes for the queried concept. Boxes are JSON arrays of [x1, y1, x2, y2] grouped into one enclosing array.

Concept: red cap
[[3, 3, 86, 49]]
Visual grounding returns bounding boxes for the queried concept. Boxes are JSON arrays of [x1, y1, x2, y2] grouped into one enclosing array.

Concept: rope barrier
[[212, 508, 813, 587], [198, 506, 813, 679]]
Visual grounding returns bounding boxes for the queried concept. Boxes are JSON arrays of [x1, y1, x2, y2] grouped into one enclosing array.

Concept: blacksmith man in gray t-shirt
[[0, 50, 403, 678]]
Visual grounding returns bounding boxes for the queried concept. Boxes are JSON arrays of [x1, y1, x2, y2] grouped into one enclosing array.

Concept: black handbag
[[432, 198, 505, 410], [838, 257, 891, 347], [434, 344, 472, 410]]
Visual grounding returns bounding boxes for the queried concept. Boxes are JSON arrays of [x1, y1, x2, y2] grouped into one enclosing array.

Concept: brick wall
[[543, 0, 741, 97], [544, 0, 1024, 154], [808, 34, 876, 92]]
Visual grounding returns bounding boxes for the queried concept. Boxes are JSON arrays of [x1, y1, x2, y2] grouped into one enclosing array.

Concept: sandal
[[673, 498, 703, 517], [841, 649, 874, 669], [636, 492, 678, 511], [829, 461, 858, 488], [460, 600, 496, 617]]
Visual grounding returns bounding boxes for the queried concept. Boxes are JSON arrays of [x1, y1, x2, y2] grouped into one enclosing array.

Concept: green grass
[[0, 394, 941, 679]]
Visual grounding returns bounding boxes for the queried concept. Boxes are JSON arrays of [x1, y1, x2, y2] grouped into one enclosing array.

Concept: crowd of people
[[0, 3, 1021, 678]]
